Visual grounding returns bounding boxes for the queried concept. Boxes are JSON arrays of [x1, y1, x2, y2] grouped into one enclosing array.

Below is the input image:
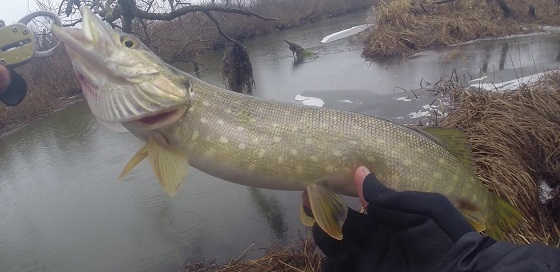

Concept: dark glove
[[0, 68, 27, 106], [313, 173, 489, 272]]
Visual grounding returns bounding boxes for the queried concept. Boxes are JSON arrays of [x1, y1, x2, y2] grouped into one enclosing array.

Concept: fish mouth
[[132, 107, 187, 130], [51, 7, 188, 126], [51, 7, 116, 62]]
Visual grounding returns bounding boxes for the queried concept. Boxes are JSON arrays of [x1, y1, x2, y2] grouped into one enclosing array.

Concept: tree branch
[[62, 18, 83, 26], [134, 4, 277, 21], [57, 0, 66, 15], [118, 0, 136, 33], [202, 10, 243, 48]]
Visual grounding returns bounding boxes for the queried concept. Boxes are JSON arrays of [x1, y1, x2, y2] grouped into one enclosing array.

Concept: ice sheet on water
[[320, 24, 373, 43], [470, 72, 550, 91], [294, 94, 325, 107], [396, 96, 412, 102]]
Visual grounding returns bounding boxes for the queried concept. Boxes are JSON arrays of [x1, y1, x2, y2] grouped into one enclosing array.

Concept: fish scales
[[52, 7, 521, 240], [162, 78, 484, 204]]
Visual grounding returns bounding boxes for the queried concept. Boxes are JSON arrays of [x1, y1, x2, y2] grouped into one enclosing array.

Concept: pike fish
[[52, 7, 521, 240]]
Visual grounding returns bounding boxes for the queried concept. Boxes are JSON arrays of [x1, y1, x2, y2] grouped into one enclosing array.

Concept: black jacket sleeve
[[441, 232, 560, 272]]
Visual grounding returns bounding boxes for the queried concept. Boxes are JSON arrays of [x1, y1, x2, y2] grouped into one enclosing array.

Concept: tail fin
[[485, 196, 523, 240]]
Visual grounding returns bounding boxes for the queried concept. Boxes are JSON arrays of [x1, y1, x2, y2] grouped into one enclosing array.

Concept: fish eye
[[121, 37, 136, 48]]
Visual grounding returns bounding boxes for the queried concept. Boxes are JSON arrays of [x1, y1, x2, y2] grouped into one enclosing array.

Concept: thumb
[[354, 166, 370, 208]]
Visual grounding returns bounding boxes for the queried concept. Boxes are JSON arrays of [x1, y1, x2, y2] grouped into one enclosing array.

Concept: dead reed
[[184, 238, 322, 272], [364, 0, 560, 59], [441, 72, 560, 246]]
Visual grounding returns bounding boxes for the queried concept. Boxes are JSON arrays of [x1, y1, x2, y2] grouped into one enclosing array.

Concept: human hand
[[312, 166, 478, 272], [0, 64, 10, 94]]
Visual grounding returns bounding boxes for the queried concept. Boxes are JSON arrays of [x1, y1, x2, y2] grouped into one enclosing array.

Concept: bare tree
[[36, 0, 277, 94], [44, 0, 275, 38]]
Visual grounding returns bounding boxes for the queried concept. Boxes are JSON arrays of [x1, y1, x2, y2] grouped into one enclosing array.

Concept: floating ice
[[539, 180, 555, 204], [470, 72, 550, 91], [320, 24, 373, 43], [470, 76, 487, 82], [408, 110, 431, 119], [339, 99, 353, 103], [294, 94, 325, 107], [408, 104, 445, 119], [396, 96, 412, 102]]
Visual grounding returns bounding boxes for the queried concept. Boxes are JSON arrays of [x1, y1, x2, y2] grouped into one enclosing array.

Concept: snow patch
[[470, 75, 487, 82], [321, 24, 373, 43], [539, 180, 555, 204], [408, 110, 431, 119], [471, 72, 549, 91], [396, 96, 412, 102], [408, 104, 445, 119], [294, 94, 325, 107]]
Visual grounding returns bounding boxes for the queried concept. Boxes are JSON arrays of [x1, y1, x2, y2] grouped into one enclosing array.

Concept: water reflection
[[499, 43, 509, 70], [248, 188, 287, 240]]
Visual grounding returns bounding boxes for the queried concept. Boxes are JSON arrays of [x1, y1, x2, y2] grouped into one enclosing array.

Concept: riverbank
[[0, 1, 374, 136], [135, 0, 374, 63], [363, 0, 560, 59], [184, 238, 322, 272], [0, 47, 81, 136]]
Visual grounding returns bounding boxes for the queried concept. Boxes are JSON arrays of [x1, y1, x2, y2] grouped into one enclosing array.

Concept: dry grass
[[184, 238, 323, 272], [440, 72, 560, 246], [363, 0, 560, 59]]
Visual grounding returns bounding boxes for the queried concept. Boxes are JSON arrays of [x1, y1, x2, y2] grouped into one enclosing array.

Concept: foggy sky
[[0, 0, 37, 24]]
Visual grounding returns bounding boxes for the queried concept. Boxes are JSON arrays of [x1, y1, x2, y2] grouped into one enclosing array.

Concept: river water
[[2, 8, 560, 272]]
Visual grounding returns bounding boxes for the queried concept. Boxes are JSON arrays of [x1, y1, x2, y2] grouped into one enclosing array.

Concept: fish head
[[52, 6, 190, 130]]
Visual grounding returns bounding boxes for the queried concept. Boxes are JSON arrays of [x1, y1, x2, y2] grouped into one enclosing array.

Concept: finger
[[0, 65, 11, 91], [354, 166, 370, 208], [367, 188, 474, 241], [362, 172, 394, 204]]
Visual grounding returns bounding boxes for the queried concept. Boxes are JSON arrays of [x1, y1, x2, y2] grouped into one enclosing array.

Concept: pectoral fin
[[119, 137, 189, 197], [119, 144, 149, 179], [306, 184, 348, 240]]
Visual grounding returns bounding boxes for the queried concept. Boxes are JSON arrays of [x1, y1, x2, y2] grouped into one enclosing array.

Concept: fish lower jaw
[[130, 107, 186, 130]]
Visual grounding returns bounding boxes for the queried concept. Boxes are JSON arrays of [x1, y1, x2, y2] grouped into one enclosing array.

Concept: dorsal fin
[[422, 128, 473, 172]]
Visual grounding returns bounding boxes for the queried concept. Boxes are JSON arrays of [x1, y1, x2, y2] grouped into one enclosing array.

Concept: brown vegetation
[[184, 238, 322, 272], [363, 0, 560, 59], [440, 73, 560, 246]]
